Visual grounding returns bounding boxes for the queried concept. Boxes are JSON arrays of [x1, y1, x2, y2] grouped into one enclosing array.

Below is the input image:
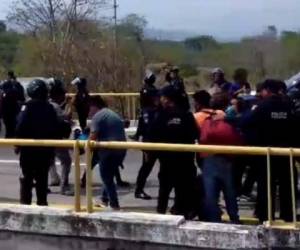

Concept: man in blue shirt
[[89, 96, 127, 210]]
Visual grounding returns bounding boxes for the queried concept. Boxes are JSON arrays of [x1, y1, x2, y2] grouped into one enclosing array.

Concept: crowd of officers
[[0, 73, 92, 202], [134, 67, 299, 224], [0, 68, 298, 224]]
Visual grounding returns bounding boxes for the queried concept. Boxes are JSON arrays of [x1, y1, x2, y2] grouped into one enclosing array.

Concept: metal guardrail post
[[126, 96, 131, 120], [132, 96, 136, 121], [85, 140, 93, 213], [266, 148, 273, 227], [73, 140, 81, 212], [289, 148, 297, 228]]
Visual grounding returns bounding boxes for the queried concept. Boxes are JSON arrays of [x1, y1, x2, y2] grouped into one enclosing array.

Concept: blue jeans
[[202, 156, 239, 223], [98, 150, 126, 208]]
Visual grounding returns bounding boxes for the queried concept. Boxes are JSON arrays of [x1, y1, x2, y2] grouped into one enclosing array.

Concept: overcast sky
[[1, 0, 299, 40]]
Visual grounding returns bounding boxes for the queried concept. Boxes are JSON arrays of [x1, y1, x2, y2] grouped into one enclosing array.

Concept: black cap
[[261, 79, 282, 94]]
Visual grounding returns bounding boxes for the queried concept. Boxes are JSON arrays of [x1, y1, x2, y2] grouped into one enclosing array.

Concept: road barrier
[[1, 138, 298, 229]]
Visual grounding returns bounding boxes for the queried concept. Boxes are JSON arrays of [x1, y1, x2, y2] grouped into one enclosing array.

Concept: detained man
[[89, 96, 127, 210]]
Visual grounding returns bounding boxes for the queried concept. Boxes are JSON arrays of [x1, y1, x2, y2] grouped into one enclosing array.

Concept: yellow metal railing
[[1, 138, 299, 228]]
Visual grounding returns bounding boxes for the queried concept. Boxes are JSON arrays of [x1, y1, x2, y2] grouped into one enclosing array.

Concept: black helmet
[[71, 77, 87, 89], [144, 73, 156, 85], [47, 78, 64, 89], [47, 78, 66, 99], [27, 79, 48, 100]]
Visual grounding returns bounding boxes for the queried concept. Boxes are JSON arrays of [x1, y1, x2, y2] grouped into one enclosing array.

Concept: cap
[[261, 79, 281, 94]]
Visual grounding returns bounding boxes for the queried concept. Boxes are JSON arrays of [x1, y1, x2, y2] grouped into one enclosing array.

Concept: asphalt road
[[0, 145, 161, 210]]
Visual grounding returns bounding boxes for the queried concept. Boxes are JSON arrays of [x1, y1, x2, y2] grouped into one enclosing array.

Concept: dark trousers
[[233, 156, 247, 197], [135, 151, 157, 193], [157, 156, 196, 218], [255, 156, 297, 222], [202, 156, 239, 223], [77, 112, 88, 131], [241, 159, 259, 197], [81, 153, 124, 186], [98, 151, 126, 208], [19, 152, 52, 206], [3, 114, 17, 138]]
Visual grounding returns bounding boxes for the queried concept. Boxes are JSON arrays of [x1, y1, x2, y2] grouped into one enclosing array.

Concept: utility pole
[[113, 0, 118, 51]]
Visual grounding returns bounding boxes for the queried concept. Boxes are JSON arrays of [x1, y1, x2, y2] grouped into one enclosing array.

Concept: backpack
[[200, 112, 243, 146]]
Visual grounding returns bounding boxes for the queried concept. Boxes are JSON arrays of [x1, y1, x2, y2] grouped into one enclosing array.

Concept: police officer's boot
[[19, 177, 32, 205]]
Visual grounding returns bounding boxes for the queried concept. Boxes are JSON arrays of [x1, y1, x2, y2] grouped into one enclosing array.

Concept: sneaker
[[60, 187, 74, 196], [239, 195, 255, 203], [94, 199, 109, 208], [135, 191, 152, 200], [117, 181, 131, 188]]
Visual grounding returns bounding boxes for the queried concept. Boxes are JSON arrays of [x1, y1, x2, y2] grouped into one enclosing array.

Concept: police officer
[[169, 66, 185, 93], [140, 71, 158, 109], [48, 79, 73, 196], [168, 67, 190, 111], [131, 71, 158, 141], [248, 79, 297, 222], [149, 85, 199, 219], [7, 71, 25, 103], [71, 77, 90, 130], [134, 73, 160, 200], [1, 71, 25, 138], [16, 79, 60, 206]]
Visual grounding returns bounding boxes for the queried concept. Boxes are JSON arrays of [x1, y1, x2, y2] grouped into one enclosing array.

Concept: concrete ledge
[[0, 204, 298, 249]]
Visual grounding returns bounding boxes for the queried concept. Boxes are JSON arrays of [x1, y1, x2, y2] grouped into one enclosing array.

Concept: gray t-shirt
[[91, 108, 126, 142]]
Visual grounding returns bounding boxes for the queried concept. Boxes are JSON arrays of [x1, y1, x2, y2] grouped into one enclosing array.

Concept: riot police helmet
[[27, 79, 49, 100]]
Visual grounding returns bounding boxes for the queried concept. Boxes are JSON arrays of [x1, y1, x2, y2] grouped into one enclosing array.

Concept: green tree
[[0, 21, 7, 33], [118, 14, 147, 42], [184, 35, 218, 51]]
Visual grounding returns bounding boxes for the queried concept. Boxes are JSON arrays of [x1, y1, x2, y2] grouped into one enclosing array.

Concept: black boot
[[20, 177, 32, 205]]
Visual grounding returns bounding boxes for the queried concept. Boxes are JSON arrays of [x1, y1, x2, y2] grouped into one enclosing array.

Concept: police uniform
[[135, 105, 159, 198], [72, 78, 90, 130], [0, 80, 25, 138], [139, 83, 158, 110], [249, 94, 297, 222], [150, 106, 199, 217], [134, 77, 159, 198], [170, 77, 190, 111], [16, 80, 59, 206]]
